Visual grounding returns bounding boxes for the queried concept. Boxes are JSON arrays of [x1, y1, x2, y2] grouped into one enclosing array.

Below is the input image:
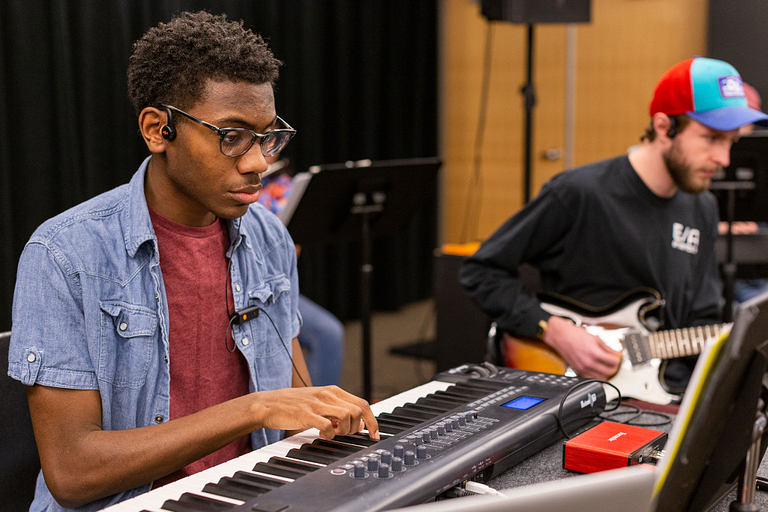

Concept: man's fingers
[[359, 402, 379, 439], [323, 387, 379, 439], [255, 386, 377, 438], [316, 416, 337, 440]]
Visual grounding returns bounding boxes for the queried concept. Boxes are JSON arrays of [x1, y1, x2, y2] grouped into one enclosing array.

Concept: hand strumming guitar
[[541, 316, 622, 380]]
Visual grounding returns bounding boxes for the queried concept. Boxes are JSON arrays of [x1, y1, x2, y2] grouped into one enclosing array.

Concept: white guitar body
[[542, 299, 678, 405]]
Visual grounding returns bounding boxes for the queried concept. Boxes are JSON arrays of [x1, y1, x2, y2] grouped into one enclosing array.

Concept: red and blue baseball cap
[[650, 57, 768, 131]]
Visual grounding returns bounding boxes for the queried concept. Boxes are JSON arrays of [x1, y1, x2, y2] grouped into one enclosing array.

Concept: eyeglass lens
[[220, 130, 293, 157]]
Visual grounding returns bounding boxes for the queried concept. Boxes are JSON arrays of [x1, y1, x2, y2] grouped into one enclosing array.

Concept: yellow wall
[[440, 0, 708, 243]]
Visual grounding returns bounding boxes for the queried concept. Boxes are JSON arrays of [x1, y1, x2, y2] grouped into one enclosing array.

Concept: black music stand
[[711, 131, 768, 320], [711, 181, 756, 322], [283, 158, 440, 401]]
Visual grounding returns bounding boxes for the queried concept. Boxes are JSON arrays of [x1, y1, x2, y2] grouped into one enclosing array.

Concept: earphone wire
[[223, 217, 308, 386], [259, 307, 309, 387], [224, 220, 241, 352]]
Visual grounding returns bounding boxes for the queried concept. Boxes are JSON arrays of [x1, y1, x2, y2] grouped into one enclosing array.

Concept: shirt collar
[[124, 156, 250, 258]]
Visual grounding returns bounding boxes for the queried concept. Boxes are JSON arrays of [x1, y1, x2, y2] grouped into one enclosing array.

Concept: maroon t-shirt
[[148, 206, 251, 487]]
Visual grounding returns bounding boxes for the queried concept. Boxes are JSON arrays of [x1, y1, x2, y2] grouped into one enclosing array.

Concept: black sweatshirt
[[459, 155, 722, 344]]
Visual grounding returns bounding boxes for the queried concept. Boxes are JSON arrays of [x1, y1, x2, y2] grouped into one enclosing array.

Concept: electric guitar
[[501, 289, 729, 405]]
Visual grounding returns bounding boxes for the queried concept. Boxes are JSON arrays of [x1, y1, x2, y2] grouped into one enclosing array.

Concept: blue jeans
[[734, 279, 768, 304], [298, 295, 344, 386]]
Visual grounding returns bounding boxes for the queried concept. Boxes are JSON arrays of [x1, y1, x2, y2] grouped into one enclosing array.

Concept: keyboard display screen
[[501, 396, 545, 410]]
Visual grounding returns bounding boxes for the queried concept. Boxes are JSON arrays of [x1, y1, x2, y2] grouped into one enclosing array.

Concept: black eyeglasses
[[160, 104, 296, 157]]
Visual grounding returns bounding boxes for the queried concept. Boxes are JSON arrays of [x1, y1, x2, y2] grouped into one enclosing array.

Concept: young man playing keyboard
[[8, 11, 377, 511]]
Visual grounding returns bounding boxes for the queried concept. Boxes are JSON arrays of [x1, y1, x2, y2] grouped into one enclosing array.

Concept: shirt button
[[164, 356, 168, 363], [119, 322, 128, 331], [27, 353, 36, 363], [242, 338, 249, 346], [235, 284, 241, 292], [155, 415, 164, 423]]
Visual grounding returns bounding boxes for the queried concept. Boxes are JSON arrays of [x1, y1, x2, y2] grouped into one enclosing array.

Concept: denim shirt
[[8, 156, 301, 512]]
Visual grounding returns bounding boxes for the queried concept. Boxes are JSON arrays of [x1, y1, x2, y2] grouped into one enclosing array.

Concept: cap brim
[[687, 106, 768, 131]]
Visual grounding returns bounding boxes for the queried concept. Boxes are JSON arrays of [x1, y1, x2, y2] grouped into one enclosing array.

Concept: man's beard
[[663, 140, 719, 194]]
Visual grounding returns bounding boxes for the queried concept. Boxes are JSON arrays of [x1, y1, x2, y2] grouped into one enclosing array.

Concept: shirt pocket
[[247, 275, 293, 358], [99, 301, 158, 388]]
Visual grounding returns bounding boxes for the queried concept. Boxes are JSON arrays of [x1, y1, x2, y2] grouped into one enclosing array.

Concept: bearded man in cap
[[460, 57, 768, 394]]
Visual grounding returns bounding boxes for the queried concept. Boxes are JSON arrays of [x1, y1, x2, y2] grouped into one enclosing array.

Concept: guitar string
[[647, 324, 724, 361]]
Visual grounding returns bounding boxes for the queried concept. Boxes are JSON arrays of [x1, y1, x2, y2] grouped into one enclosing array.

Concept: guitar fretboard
[[625, 324, 727, 366]]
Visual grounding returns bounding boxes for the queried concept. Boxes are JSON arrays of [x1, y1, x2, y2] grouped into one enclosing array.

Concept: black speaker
[[481, 0, 591, 24], [434, 251, 490, 372]]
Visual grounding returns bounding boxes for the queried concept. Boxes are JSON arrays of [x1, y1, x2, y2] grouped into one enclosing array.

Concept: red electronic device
[[563, 420, 668, 474]]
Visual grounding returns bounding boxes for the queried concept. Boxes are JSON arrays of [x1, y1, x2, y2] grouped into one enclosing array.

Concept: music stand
[[282, 158, 441, 401], [711, 131, 768, 320]]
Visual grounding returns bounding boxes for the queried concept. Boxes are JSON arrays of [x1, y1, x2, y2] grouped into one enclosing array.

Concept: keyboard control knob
[[436, 423, 446, 435], [430, 429, 438, 440], [404, 450, 416, 466], [367, 456, 379, 472], [451, 419, 461, 430], [444, 421, 453, 433], [380, 450, 392, 464], [417, 445, 428, 460], [422, 432, 431, 444], [353, 462, 366, 479], [465, 412, 475, 423], [458, 416, 466, 426], [391, 456, 403, 472], [378, 463, 390, 478], [393, 444, 405, 458]]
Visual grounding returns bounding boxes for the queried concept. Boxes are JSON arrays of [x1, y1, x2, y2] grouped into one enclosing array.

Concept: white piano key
[[101, 431, 319, 512], [101, 379, 455, 511], [370, 380, 454, 415]]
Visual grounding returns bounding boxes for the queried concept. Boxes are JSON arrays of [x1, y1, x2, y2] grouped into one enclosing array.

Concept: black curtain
[[0, 0, 438, 330]]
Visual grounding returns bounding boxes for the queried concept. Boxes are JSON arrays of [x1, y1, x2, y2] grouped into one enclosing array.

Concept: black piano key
[[376, 416, 420, 429], [386, 407, 438, 422], [253, 461, 312, 480], [415, 396, 466, 408], [379, 416, 424, 430], [162, 492, 235, 512], [231, 471, 286, 489], [447, 384, 489, 397], [413, 394, 457, 406], [434, 389, 484, 401], [315, 437, 369, 450], [398, 402, 451, 415], [286, 448, 337, 465], [299, 443, 356, 458], [311, 439, 362, 454], [268, 456, 322, 472], [202, 481, 263, 502], [161, 501, 214, 512], [214, 475, 275, 496], [378, 423, 406, 435], [332, 433, 380, 446]]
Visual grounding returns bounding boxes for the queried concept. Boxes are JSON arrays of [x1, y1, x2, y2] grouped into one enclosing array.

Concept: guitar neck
[[625, 324, 726, 366]]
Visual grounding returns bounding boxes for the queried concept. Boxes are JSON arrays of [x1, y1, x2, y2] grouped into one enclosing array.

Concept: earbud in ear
[[667, 118, 677, 138], [161, 124, 176, 140], [161, 107, 176, 140]]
